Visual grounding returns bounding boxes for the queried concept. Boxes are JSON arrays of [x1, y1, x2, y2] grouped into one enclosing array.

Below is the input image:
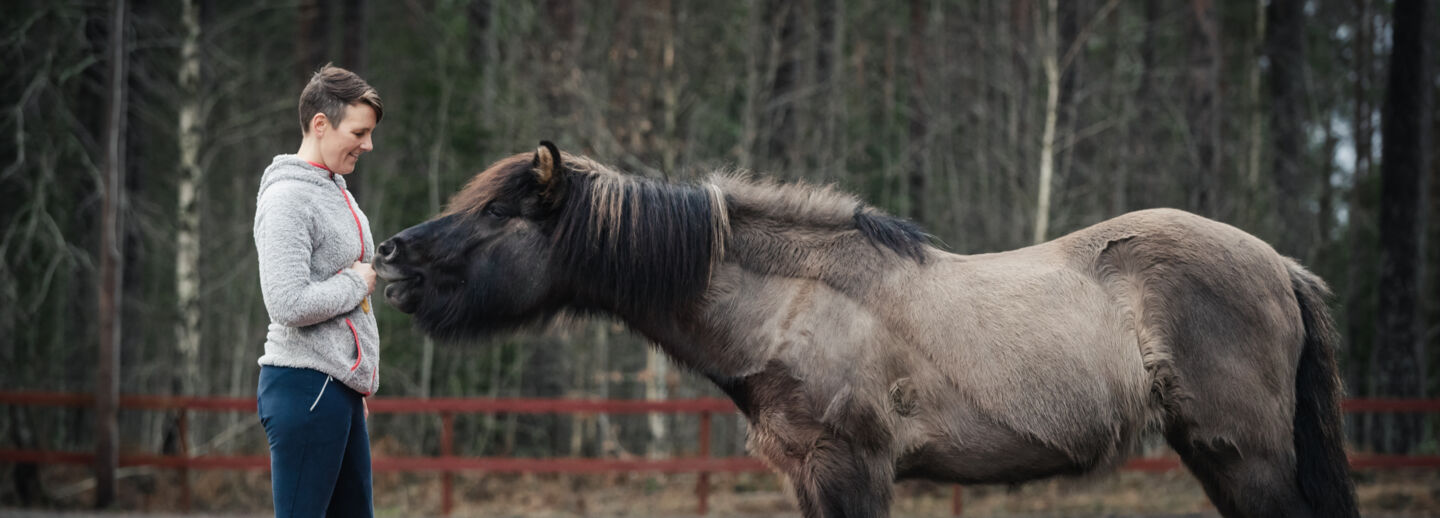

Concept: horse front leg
[[783, 441, 894, 518]]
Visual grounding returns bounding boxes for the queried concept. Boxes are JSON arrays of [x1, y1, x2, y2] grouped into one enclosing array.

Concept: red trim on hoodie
[[336, 185, 365, 263], [347, 318, 362, 371]]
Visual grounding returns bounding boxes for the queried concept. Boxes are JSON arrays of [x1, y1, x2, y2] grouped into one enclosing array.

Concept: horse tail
[[1286, 260, 1359, 518]]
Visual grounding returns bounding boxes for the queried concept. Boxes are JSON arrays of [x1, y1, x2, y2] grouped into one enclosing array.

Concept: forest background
[[1, 0, 1438, 512]]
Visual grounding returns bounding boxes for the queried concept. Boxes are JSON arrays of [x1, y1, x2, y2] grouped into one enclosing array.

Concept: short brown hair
[[298, 64, 383, 134]]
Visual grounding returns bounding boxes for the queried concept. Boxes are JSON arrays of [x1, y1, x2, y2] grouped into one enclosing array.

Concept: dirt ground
[[4, 464, 1439, 517]]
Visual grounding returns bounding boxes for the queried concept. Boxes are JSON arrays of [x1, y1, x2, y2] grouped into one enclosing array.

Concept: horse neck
[[565, 173, 928, 379], [599, 239, 912, 383]]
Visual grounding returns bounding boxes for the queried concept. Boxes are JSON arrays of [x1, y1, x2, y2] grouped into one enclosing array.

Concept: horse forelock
[[442, 154, 532, 217], [443, 152, 623, 215]]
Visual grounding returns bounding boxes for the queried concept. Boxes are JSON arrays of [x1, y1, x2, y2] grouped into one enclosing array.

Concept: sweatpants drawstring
[[309, 376, 332, 412]]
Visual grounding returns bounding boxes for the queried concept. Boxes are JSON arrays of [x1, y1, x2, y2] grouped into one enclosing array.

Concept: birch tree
[[95, 0, 128, 507], [174, 0, 203, 405]]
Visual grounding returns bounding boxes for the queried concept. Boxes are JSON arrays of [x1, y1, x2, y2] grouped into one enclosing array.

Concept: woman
[[253, 64, 382, 517]]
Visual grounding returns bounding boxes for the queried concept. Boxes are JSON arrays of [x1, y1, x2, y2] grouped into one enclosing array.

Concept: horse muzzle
[[373, 246, 423, 313], [381, 278, 421, 314]]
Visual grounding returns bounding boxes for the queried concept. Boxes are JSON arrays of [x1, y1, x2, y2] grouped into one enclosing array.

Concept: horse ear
[[533, 140, 562, 187]]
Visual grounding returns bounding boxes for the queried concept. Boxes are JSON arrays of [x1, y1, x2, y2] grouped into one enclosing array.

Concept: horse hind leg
[[1165, 423, 1314, 518]]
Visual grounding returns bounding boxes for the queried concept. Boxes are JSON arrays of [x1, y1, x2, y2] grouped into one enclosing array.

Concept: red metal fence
[[2, 391, 1438, 516]]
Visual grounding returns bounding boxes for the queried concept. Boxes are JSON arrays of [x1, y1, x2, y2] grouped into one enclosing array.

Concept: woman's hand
[[351, 261, 376, 295], [363, 398, 369, 420]]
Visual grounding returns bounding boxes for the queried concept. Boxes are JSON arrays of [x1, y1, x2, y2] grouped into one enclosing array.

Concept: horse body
[[375, 144, 1356, 518], [670, 207, 1305, 512]]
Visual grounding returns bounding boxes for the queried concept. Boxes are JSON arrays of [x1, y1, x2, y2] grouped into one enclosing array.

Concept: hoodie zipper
[[330, 173, 369, 379]]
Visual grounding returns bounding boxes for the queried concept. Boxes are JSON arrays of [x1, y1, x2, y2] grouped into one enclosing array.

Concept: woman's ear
[[311, 113, 329, 136]]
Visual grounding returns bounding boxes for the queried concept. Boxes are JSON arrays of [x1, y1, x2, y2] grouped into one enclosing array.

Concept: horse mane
[[710, 173, 929, 264], [551, 156, 729, 317], [547, 159, 928, 314]]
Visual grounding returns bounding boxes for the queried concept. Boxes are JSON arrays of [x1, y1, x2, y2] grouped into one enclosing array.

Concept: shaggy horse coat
[[374, 143, 1357, 518]]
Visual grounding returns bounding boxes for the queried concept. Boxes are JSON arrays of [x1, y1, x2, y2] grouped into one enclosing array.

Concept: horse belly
[[894, 411, 1089, 484]]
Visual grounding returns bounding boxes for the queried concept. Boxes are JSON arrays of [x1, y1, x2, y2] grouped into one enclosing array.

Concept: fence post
[[179, 409, 190, 512], [437, 411, 455, 518], [441, 412, 454, 517], [697, 410, 711, 515]]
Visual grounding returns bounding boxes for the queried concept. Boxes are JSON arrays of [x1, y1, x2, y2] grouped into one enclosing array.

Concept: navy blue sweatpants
[[258, 365, 373, 518]]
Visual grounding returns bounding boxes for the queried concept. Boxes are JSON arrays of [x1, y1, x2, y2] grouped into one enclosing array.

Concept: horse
[[374, 142, 1358, 518]]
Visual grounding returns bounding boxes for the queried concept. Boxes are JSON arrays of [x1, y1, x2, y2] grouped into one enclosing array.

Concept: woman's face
[[317, 102, 376, 174]]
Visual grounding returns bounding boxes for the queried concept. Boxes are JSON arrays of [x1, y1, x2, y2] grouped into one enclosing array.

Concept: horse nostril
[[378, 238, 401, 261]]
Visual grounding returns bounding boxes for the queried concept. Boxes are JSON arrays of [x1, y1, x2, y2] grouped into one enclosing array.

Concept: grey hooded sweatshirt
[[254, 155, 379, 395]]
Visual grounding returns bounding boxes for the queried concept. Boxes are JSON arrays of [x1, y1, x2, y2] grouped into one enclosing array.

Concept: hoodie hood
[[259, 155, 347, 198]]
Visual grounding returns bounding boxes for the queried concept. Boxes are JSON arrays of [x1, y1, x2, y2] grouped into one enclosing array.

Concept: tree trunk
[[341, 0, 368, 73], [1186, 0, 1220, 218], [1429, 64, 1440, 399], [1369, 0, 1431, 454], [659, 0, 678, 177], [1344, 0, 1373, 446], [1244, 0, 1265, 222], [1122, 0, 1161, 214], [645, 346, 669, 457], [907, 0, 928, 222], [95, 0, 128, 507], [1264, 0, 1310, 258], [469, 0, 497, 126], [1008, 0, 1032, 240], [1033, 0, 1059, 244], [340, 0, 368, 198], [420, 57, 451, 399], [814, 0, 844, 181], [1032, 0, 1116, 242], [762, 0, 799, 172], [1427, 79, 1440, 400], [593, 323, 614, 455], [175, 0, 203, 399], [1317, 124, 1339, 252], [1054, 0, 1078, 224], [738, 0, 762, 170], [295, 0, 332, 86], [541, 0, 576, 132], [649, 0, 677, 457], [168, 0, 204, 461]]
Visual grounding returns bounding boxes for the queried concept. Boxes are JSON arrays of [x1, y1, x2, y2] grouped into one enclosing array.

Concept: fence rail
[[2, 391, 1439, 516]]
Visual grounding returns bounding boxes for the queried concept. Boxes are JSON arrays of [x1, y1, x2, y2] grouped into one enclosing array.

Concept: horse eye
[[483, 206, 510, 219]]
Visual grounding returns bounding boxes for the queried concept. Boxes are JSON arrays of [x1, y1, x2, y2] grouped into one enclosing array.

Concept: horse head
[[374, 142, 571, 338]]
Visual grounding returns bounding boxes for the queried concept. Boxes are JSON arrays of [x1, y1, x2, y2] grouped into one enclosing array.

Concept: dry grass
[[4, 464, 1439, 517]]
